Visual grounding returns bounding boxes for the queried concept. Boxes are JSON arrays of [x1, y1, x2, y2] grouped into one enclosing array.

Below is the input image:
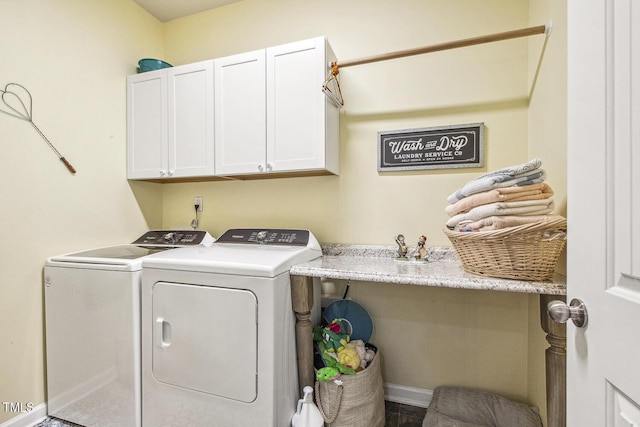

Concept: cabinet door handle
[[258, 164, 264, 172], [266, 163, 273, 171], [168, 169, 175, 176], [160, 169, 167, 176]]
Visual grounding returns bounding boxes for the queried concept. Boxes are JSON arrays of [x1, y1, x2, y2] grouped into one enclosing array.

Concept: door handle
[[156, 317, 172, 348], [547, 298, 588, 328]]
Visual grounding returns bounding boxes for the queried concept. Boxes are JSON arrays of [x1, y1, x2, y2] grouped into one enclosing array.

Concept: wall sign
[[378, 122, 484, 172]]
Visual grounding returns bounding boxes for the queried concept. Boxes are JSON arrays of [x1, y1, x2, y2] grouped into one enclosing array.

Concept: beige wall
[[161, 0, 532, 245], [0, 0, 163, 423], [0, 0, 566, 424], [526, 0, 568, 423], [158, 0, 564, 420]]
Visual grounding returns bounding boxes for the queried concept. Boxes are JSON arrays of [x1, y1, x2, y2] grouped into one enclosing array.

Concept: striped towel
[[475, 158, 541, 180], [445, 183, 553, 217], [446, 169, 546, 204], [455, 214, 564, 232], [446, 199, 555, 229]]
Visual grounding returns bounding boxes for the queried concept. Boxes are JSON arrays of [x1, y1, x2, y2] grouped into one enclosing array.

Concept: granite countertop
[[290, 244, 566, 295]]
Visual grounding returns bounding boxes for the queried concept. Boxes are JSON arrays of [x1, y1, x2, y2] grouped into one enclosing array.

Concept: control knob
[[256, 230, 268, 244]]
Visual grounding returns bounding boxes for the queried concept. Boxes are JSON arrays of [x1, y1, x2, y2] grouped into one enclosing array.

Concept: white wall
[[0, 0, 163, 423]]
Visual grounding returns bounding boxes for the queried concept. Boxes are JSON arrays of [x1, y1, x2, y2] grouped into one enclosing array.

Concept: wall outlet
[[194, 196, 203, 212]]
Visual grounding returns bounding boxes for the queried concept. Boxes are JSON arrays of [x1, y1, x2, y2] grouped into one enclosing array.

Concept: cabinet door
[[214, 50, 266, 175], [266, 37, 327, 172], [167, 60, 215, 178], [127, 70, 167, 179]]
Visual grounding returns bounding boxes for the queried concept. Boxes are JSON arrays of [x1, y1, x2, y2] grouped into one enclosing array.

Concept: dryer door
[[152, 282, 258, 402]]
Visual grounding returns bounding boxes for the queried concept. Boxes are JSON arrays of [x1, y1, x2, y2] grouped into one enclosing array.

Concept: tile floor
[[35, 401, 427, 426], [385, 400, 427, 427], [34, 418, 81, 427]]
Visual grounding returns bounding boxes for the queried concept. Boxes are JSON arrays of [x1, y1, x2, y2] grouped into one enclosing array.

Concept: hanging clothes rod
[[331, 23, 551, 70]]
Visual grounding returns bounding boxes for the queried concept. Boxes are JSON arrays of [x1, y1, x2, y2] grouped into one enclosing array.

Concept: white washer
[[141, 228, 322, 427], [44, 230, 214, 427]]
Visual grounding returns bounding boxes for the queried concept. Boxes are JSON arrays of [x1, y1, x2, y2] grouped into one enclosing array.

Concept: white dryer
[[44, 230, 214, 427], [140, 228, 322, 427]]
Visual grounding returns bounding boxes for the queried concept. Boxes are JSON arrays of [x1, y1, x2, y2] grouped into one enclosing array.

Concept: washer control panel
[[132, 230, 212, 247], [216, 228, 310, 246]]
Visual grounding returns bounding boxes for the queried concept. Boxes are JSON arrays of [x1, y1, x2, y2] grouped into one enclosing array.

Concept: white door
[[266, 37, 327, 172], [126, 69, 167, 179], [567, 0, 640, 425], [152, 282, 258, 403], [167, 60, 215, 178], [214, 50, 267, 175]]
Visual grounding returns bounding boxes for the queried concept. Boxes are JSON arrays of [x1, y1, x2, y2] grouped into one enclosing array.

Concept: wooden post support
[[539, 294, 567, 427], [291, 274, 315, 397]]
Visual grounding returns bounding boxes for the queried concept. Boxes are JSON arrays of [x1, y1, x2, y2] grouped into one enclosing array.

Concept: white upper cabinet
[[167, 61, 215, 178], [266, 37, 339, 175], [214, 50, 267, 175], [127, 60, 215, 180], [127, 69, 167, 179], [127, 36, 339, 181], [216, 36, 339, 177]]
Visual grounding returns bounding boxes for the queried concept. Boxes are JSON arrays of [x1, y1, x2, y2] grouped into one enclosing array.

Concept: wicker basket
[[443, 218, 567, 281]]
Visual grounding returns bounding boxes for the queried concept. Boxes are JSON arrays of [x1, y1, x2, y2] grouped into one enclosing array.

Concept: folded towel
[[516, 171, 547, 187], [456, 214, 565, 232], [446, 199, 555, 229], [445, 183, 554, 217], [476, 158, 541, 179], [447, 169, 546, 204]]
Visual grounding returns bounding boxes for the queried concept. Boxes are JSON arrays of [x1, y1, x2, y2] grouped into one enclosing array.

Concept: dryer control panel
[[216, 228, 310, 246], [132, 230, 214, 247]]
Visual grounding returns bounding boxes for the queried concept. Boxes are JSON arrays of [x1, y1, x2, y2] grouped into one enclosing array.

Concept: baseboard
[[384, 383, 432, 408], [0, 403, 46, 427]]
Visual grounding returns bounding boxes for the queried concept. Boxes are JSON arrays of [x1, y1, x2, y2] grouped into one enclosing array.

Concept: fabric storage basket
[[314, 350, 385, 427], [443, 217, 567, 281]]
